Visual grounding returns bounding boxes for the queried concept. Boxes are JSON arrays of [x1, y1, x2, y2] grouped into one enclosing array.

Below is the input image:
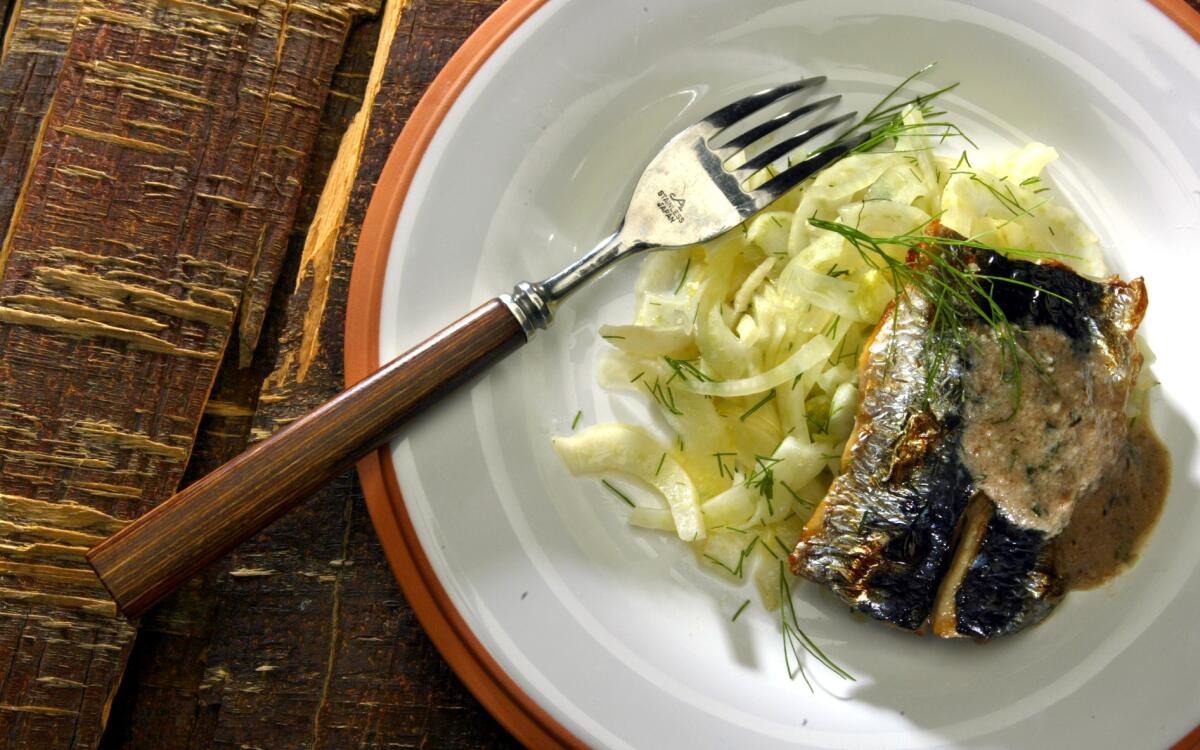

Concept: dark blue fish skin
[[953, 513, 1061, 638], [790, 238, 1146, 638], [972, 250, 1104, 345]]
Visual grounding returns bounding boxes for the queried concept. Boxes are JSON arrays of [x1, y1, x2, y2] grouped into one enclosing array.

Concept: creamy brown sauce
[[1054, 421, 1171, 589], [958, 325, 1134, 535]]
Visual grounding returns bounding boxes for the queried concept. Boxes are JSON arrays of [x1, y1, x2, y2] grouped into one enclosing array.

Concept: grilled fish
[[789, 237, 1147, 638]]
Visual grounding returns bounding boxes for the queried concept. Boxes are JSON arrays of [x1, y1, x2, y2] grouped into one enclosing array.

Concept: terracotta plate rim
[[343, 1, 1200, 748], [341, 0, 582, 748]]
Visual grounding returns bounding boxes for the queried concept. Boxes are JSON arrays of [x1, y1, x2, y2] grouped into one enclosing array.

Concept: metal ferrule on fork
[[503, 231, 631, 339], [501, 282, 553, 338]]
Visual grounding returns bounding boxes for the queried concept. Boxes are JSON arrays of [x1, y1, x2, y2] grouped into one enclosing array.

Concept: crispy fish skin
[[788, 287, 973, 631], [791, 241, 1147, 638], [952, 512, 1063, 638], [947, 249, 1145, 638]]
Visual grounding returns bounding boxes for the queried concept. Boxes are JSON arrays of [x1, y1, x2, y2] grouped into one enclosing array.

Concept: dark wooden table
[[0, 0, 519, 746]]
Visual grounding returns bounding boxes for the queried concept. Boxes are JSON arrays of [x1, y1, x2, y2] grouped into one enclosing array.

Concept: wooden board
[[0, 0, 375, 745], [0, 0, 81, 242], [100, 14, 385, 747], [102, 1, 517, 747]]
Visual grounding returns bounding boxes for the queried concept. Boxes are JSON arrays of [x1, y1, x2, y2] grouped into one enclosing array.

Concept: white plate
[[368, 1, 1200, 747]]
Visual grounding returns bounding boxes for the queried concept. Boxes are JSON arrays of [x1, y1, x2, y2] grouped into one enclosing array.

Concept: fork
[[88, 77, 873, 618]]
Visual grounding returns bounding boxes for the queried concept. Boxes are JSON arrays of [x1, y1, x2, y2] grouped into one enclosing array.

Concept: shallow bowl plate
[[346, 2, 1200, 747]]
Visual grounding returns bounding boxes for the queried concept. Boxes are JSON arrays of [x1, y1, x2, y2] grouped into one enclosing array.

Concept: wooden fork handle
[[88, 298, 526, 619]]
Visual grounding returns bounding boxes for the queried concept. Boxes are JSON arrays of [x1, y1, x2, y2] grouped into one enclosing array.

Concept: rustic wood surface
[[0, 0, 385, 745], [96, 0, 517, 747], [0, 0, 79, 244]]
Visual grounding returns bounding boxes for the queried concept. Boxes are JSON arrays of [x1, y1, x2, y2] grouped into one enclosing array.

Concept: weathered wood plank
[[0, 0, 15, 45], [0, 0, 81, 243], [138, 0, 517, 747], [0, 0, 377, 745], [99, 15, 383, 747]]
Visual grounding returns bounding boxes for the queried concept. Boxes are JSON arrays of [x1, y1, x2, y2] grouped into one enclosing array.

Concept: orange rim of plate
[[343, 0, 581, 747], [343, 1, 1200, 747], [1150, 0, 1200, 41]]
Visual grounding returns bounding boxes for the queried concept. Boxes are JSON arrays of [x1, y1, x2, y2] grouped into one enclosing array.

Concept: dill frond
[[745, 455, 784, 511], [779, 561, 855, 687], [664, 356, 712, 384], [739, 389, 777, 421], [731, 599, 751, 622], [601, 479, 635, 507], [807, 216, 1069, 409], [815, 64, 976, 159]]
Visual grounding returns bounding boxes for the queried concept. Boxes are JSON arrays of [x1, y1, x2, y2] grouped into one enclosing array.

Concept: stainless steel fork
[[507, 77, 869, 337], [88, 78, 873, 618]]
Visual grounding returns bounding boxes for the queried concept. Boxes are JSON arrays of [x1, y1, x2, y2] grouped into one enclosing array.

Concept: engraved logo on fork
[[655, 190, 686, 223]]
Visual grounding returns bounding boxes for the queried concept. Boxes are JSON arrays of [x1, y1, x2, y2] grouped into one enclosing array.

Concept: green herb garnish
[[739, 389, 777, 421], [664, 356, 711, 384], [731, 599, 751, 622], [704, 537, 761, 579], [779, 560, 855, 688], [674, 257, 691, 295], [774, 535, 794, 558], [808, 217, 1069, 409], [601, 479, 635, 507], [644, 377, 682, 415], [818, 64, 975, 159], [713, 451, 736, 479], [780, 479, 815, 510], [745, 456, 783, 506]]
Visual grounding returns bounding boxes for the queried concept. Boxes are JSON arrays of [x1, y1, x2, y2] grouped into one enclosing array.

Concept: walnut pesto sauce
[[959, 325, 1133, 535], [958, 325, 1168, 587], [1055, 422, 1170, 588]]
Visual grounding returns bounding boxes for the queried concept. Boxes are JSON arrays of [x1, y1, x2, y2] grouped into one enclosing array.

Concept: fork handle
[[88, 298, 526, 619]]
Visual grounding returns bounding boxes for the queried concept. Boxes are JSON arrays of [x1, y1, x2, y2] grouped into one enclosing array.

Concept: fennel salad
[[551, 75, 1139, 680]]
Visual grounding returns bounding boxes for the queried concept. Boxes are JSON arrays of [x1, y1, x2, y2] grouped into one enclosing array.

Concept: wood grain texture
[[0, 0, 81, 243], [0, 0, 376, 745], [77, 0, 1200, 746], [104, 3, 519, 747], [214, 4, 515, 746], [191, 4, 523, 745], [98, 17, 385, 748], [185, 0, 520, 742], [89, 297, 524, 618]]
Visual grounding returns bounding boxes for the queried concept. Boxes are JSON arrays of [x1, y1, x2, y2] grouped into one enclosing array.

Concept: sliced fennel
[[553, 423, 704, 542]]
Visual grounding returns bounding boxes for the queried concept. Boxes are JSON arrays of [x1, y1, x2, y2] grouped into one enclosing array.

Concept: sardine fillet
[[789, 244, 1146, 638]]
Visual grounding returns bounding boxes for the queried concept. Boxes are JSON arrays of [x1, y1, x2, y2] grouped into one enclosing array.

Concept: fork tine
[[749, 130, 875, 209], [718, 95, 841, 154], [702, 76, 826, 130], [736, 111, 857, 175]]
